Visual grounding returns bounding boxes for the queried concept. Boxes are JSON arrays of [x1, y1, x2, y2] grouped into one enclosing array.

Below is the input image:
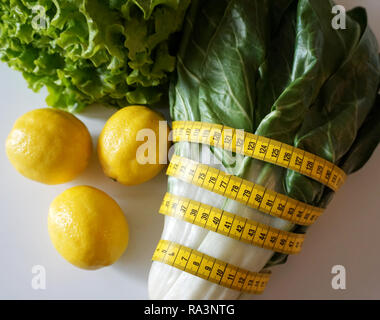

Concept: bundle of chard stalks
[[148, 0, 380, 299], [1, 0, 380, 300]]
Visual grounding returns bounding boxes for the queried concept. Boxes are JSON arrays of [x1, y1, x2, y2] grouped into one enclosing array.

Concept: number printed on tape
[[172, 121, 346, 191], [160, 193, 305, 254], [152, 240, 271, 294], [167, 155, 323, 226]]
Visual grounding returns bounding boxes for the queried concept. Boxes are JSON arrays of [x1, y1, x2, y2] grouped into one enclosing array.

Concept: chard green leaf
[[168, 0, 380, 270]]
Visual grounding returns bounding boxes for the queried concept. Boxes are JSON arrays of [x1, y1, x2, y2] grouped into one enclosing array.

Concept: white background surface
[[1, 0, 380, 300]]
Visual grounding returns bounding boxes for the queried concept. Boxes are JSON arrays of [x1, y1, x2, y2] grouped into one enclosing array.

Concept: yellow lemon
[[5, 108, 92, 185], [48, 185, 129, 270], [98, 106, 169, 186]]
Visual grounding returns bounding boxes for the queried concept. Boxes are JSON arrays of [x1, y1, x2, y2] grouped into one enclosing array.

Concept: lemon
[[5, 108, 92, 185], [48, 185, 129, 270], [98, 106, 169, 186]]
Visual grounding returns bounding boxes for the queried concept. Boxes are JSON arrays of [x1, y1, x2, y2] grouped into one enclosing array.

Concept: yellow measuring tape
[[152, 240, 271, 294], [172, 121, 346, 191], [167, 155, 323, 226], [160, 193, 305, 254]]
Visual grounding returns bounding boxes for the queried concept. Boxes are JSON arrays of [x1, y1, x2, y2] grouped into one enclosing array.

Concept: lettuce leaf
[[0, 0, 190, 112]]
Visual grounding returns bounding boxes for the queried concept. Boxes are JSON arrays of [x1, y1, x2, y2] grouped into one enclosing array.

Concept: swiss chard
[[149, 0, 380, 299]]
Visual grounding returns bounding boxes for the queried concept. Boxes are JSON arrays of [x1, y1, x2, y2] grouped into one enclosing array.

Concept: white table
[[0, 0, 379, 299]]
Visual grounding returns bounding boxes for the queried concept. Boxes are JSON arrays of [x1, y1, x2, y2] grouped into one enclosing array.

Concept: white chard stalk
[[148, 142, 294, 300]]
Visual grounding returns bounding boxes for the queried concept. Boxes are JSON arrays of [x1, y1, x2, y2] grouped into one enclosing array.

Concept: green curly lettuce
[[0, 0, 190, 112]]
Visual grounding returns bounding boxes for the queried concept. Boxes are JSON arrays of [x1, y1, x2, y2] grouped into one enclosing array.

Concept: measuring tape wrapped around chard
[[153, 240, 271, 294], [150, 154, 311, 296], [172, 121, 346, 191], [167, 155, 324, 226], [159, 193, 305, 254]]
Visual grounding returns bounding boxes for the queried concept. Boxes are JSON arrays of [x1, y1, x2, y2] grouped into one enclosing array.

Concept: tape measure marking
[[167, 155, 323, 226], [160, 193, 305, 254], [172, 121, 346, 191], [152, 240, 271, 294]]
